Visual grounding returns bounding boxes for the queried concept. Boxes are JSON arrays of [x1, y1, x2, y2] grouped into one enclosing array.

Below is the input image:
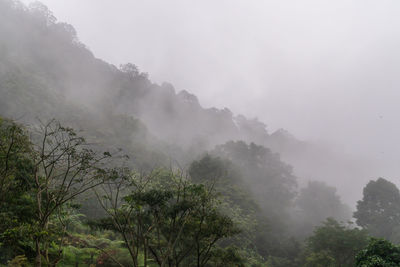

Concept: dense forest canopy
[[0, 1, 399, 266]]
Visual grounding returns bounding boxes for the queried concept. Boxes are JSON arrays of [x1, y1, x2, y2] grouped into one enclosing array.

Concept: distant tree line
[[1, 117, 400, 267]]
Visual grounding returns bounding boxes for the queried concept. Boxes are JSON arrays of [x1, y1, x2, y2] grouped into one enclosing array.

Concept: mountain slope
[[0, 0, 373, 206]]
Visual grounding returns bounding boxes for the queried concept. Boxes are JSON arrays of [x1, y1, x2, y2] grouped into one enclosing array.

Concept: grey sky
[[22, 0, 400, 178]]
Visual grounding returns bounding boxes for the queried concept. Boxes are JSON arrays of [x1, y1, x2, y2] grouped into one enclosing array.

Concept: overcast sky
[[21, 0, 400, 174]]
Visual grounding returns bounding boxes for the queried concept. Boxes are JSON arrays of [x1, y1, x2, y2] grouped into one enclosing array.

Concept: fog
[[19, 0, 400, 203], [4, 2, 400, 262]]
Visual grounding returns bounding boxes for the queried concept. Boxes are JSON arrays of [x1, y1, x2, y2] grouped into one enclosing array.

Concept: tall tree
[[294, 181, 351, 238], [0, 118, 35, 263], [212, 141, 297, 258], [354, 178, 400, 242], [95, 169, 239, 267], [213, 141, 297, 217], [304, 218, 369, 267], [0, 117, 34, 205], [31, 120, 110, 266]]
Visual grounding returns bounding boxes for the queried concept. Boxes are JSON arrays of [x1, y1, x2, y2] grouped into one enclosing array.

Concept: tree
[[304, 251, 335, 267], [188, 154, 257, 211], [28, 1, 57, 26], [189, 154, 230, 184], [120, 63, 139, 78], [304, 218, 369, 267], [0, 118, 36, 263], [208, 246, 246, 267], [0, 117, 34, 205], [189, 154, 267, 259], [294, 181, 351, 238], [213, 141, 297, 218], [31, 120, 110, 266], [212, 141, 297, 258], [95, 169, 239, 267], [355, 238, 400, 267], [354, 178, 400, 242]]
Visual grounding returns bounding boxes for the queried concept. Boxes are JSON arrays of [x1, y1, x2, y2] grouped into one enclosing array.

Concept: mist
[[20, 1, 400, 142], [3, 1, 400, 265], [18, 0, 400, 204]]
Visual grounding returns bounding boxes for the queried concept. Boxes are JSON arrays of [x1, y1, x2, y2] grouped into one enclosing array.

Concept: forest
[[1, 1, 400, 266]]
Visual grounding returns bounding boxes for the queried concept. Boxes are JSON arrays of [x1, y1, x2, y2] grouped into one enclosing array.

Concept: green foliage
[[213, 141, 296, 218], [0, 118, 34, 201], [189, 155, 263, 256], [304, 218, 369, 267], [189, 154, 258, 214], [0, 1, 386, 266], [189, 154, 231, 183], [95, 169, 240, 267], [354, 178, 400, 242], [268, 255, 300, 267], [0, 119, 36, 263], [28, 119, 111, 266], [303, 251, 335, 267], [356, 238, 400, 267], [211, 141, 297, 259], [7, 255, 29, 267], [208, 246, 246, 267], [293, 181, 351, 238]]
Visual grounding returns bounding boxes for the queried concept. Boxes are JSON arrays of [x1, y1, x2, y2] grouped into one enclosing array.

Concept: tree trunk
[[44, 221, 49, 264], [144, 240, 147, 267], [35, 238, 42, 267]]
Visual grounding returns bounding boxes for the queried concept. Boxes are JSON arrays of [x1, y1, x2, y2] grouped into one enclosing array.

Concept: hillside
[[0, 0, 266, 150], [1, 0, 379, 207], [1, 1, 390, 266]]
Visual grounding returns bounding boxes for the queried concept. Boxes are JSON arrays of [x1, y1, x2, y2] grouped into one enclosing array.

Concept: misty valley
[[1, 1, 400, 266]]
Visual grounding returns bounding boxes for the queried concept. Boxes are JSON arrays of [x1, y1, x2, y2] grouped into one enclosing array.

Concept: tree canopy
[[304, 218, 369, 267], [354, 178, 400, 242], [356, 238, 400, 267]]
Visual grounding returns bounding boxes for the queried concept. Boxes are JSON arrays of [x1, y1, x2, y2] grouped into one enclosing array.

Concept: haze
[[5, 1, 400, 264], [21, 0, 400, 181]]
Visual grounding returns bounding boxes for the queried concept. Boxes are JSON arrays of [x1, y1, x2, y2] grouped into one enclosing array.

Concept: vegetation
[[293, 181, 352, 238], [356, 238, 400, 267], [0, 0, 399, 266], [303, 218, 369, 267], [94, 169, 240, 267], [354, 178, 400, 242]]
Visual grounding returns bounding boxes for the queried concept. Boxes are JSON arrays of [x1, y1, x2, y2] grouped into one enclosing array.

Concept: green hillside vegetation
[[0, 1, 399, 266]]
